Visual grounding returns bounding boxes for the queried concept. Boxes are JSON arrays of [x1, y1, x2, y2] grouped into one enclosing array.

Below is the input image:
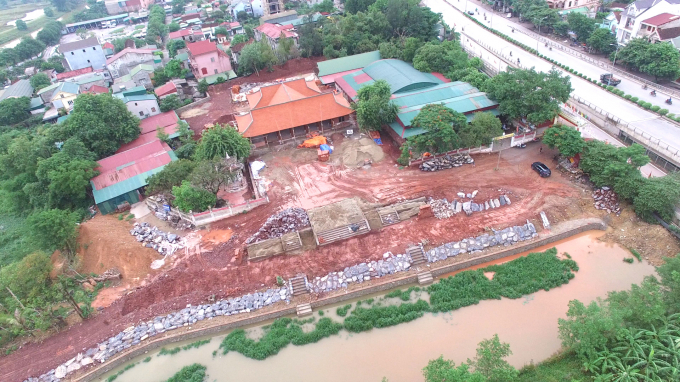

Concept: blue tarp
[[319, 144, 333, 153]]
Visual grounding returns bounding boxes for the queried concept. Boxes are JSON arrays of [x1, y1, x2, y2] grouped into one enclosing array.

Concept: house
[[72, 73, 108, 93], [0, 79, 33, 102], [117, 110, 181, 152], [106, 48, 157, 79], [262, 0, 282, 16], [37, 82, 60, 104], [617, 0, 680, 44], [600, 12, 622, 33], [115, 93, 161, 119], [168, 28, 205, 43], [639, 13, 680, 40], [114, 64, 155, 89], [90, 139, 178, 214], [546, 0, 598, 14], [234, 78, 354, 147], [154, 81, 178, 99], [230, 41, 249, 65], [56, 67, 94, 81], [102, 42, 115, 57], [50, 82, 80, 113], [254, 23, 298, 50], [187, 40, 233, 79], [335, 59, 499, 144], [29, 97, 45, 114], [83, 85, 110, 94], [228, 0, 256, 18], [221, 21, 244, 36], [59, 37, 107, 71], [105, 0, 152, 15], [317, 50, 381, 85], [112, 78, 137, 93]]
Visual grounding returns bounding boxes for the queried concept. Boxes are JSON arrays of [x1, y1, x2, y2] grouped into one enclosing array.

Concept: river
[[99, 232, 656, 382]]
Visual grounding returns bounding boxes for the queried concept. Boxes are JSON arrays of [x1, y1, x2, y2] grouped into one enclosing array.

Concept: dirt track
[[2, 136, 666, 382]]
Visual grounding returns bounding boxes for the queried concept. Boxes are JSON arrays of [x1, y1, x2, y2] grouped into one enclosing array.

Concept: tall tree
[[194, 124, 251, 161], [459, 112, 503, 148], [612, 38, 649, 70], [237, 41, 277, 76], [408, 104, 467, 154], [587, 28, 617, 54], [633, 174, 680, 222], [15, 20, 28, 31], [484, 68, 572, 124], [640, 42, 680, 82], [172, 180, 216, 212], [541, 124, 585, 157], [147, 159, 197, 194], [413, 41, 468, 74], [466, 334, 518, 382], [568, 12, 596, 42], [351, 80, 398, 132], [29, 73, 51, 91], [60, 94, 140, 159], [0, 97, 31, 125], [25, 209, 80, 255], [190, 159, 239, 195]]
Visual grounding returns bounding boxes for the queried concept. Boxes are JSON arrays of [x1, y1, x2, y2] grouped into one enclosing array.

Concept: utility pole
[[611, 43, 620, 66], [495, 149, 502, 170]]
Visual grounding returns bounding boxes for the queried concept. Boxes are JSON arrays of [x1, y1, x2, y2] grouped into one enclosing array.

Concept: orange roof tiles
[[92, 140, 174, 190], [56, 67, 93, 80], [187, 40, 218, 56]]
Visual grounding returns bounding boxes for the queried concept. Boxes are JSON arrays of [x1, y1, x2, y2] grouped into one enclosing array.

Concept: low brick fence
[[176, 92, 212, 115], [76, 217, 605, 382]]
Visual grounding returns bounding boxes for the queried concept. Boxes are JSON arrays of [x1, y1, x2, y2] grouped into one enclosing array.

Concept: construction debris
[[246, 208, 311, 244], [146, 195, 195, 230], [430, 195, 512, 219], [130, 223, 185, 255], [419, 154, 474, 172], [592, 187, 621, 215]]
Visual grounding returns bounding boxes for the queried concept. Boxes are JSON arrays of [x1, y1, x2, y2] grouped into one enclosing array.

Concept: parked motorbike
[[651, 90, 657, 97]]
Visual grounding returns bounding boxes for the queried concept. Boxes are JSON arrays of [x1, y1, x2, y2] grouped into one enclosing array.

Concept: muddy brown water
[[99, 232, 656, 382]]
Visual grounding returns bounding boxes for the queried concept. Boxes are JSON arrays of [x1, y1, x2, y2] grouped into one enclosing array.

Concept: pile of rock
[[246, 208, 310, 244], [425, 222, 538, 262], [430, 195, 512, 219], [146, 196, 195, 230], [130, 223, 184, 255], [25, 287, 290, 382], [308, 252, 411, 294], [419, 154, 474, 172], [593, 187, 621, 215]]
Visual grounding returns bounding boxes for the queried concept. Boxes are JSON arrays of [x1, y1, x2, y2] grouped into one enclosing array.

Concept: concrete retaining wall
[[77, 218, 605, 382], [176, 92, 212, 115]]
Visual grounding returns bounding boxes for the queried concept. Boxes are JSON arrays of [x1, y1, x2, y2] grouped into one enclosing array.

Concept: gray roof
[[0, 80, 33, 102], [59, 37, 101, 53]]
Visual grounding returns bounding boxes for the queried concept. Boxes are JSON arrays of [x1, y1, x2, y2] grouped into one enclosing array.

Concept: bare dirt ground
[[2, 136, 679, 381], [181, 56, 326, 133]]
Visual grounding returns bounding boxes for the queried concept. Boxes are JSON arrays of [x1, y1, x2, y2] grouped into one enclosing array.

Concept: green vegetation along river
[[98, 232, 655, 382]]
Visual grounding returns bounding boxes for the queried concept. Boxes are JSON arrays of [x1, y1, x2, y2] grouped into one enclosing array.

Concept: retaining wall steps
[[296, 303, 312, 317], [407, 245, 427, 266], [417, 271, 433, 285]]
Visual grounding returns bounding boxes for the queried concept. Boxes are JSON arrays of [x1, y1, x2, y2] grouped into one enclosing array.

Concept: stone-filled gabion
[[246, 208, 310, 244], [419, 154, 474, 171], [308, 253, 412, 293]]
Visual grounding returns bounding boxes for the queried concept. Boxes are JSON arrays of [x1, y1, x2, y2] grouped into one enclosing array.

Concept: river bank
[[96, 230, 655, 382]]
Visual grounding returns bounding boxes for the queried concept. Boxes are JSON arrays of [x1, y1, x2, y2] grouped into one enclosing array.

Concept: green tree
[[194, 124, 251, 161], [147, 159, 197, 194], [237, 41, 277, 76], [37, 21, 64, 46], [640, 42, 680, 82], [44, 7, 55, 17], [423, 356, 485, 382], [553, 21, 569, 36], [153, 67, 170, 86], [587, 28, 617, 54], [345, 0, 376, 13], [541, 125, 585, 157], [633, 174, 680, 222], [657, 256, 680, 314], [612, 38, 649, 70], [190, 159, 239, 195], [29, 73, 51, 91], [76, 27, 88, 40], [60, 94, 141, 159], [276, 33, 297, 63], [408, 104, 467, 154], [447, 67, 489, 89], [15, 20, 28, 31], [231, 33, 248, 45], [166, 39, 186, 58], [351, 80, 398, 132], [198, 78, 209, 93], [568, 12, 596, 42], [160, 94, 183, 112], [0, 48, 19, 66], [0, 251, 52, 301], [467, 334, 518, 382], [579, 141, 648, 191], [168, 22, 181, 32], [214, 26, 228, 37], [484, 68, 572, 124], [14, 37, 45, 61], [413, 41, 468, 74], [25, 209, 79, 255], [51, 0, 70, 12], [459, 112, 503, 148], [172, 0, 185, 14], [0, 97, 31, 125], [525, 5, 560, 32], [298, 17, 324, 57], [171, 180, 216, 212]]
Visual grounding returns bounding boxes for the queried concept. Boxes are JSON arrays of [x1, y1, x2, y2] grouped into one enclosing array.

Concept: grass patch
[[143, 356, 151, 363], [336, 304, 352, 317], [158, 346, 181, 356], [218, 248, 577, 360], [0, 214, 36, 266], [318, 310, 324, 316], [628, 248, 642, 262], [517, 351, 593, 382], [0, 4, 86, 45], [219, 317, 343, 360], [166, 363, 207, 382], [106, 362, 137, 382], [182, 339, 211, 350], [623, 257, 635, 263]]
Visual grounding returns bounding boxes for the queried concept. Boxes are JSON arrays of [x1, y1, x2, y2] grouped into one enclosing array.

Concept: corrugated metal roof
[[36, 82, 59, 95], [77, 73, 106, 84], [59, 37, 101, 53], [54, 82, 80, 95], [130, 64, 154, 76], [91, 157, 175, 204], [397, 92, 498, 127], [0, 80, 33, 101], [362, 59, 442, 94], [120, 94, 158, 103], [317, 51, 381, 77], [29, 97, 43, 109], [202, 70, 237, 84]]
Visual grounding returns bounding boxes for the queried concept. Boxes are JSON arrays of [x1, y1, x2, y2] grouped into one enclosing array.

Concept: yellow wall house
[[50, 82, 80, 113]]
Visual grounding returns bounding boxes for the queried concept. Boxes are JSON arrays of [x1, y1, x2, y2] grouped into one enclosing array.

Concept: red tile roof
[[642, 13, 680, 26], [187, 40, 218, 56], [92, 140, 174, 189], [56, 67, 93, 80], [255, 23, 296, 40], [139, 110, 179, 135], [103, 42, 114, 50], [221, 21, 241, 29], [106, 48, 157, 65], [169, 29, 203, 39], [154, 81, 178, 97], [235, 79, 352, 138], [83, 84, 109, 94]]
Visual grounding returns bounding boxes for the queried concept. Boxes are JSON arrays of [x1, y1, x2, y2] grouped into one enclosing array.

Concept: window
[[82, 49, 86, 52], [93, 47, 96, 50], [87, 60, 91, 63], [201, 67, 208, 75], [151, 107, 156, 112], [139, 111, 144, 116], [214, 69, 218, 74], [134, 103, 138, 106], [211, 57, 215, 62], [67, 100, 73, 105], [338, 116, 346, 122], [71, 52, 74, 55]]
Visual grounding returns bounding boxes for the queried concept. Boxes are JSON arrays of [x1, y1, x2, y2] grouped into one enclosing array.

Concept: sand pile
[[341, 138, 385, 167]]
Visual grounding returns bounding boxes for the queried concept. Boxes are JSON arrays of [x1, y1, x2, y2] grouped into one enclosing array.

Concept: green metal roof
[[54, 81, 79, 95], [57, 114, 70, 124], [114, 86, 148, 98], [66, 13, 128, 28], [397, 92, 498, 127], [389, 122, 426, 138], [317, 51, 381, 77], [77, 73, 105, 84], [202, 70, 237, 84], [130, 64, 154, 76], [558, 6, 589, 15], [91, 151, 178, 204], [175, 52, 189, 61], [37, 82, 59, 95], [391, 81, 481, 108], [363, 59, 442, 94], [288, 13, 324, 27], [29, 97, 44, 110], [116, 94, 158, 103], [117, 74, 133, 83]]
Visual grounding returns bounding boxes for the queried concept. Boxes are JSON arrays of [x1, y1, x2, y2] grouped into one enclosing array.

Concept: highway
[[424, 0, 680, 166]]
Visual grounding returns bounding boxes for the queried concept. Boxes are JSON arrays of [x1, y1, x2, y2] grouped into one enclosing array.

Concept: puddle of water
[[6, 9, 44, 26], [100, 232, 656, 382]]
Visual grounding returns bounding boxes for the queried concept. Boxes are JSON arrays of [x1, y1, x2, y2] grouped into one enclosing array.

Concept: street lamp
[[536, 16, 549, 52]]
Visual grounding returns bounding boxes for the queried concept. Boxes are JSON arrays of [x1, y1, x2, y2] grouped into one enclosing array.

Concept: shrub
[[336, 304, 352, 317], [637, 100, 646, 106], [606, 86, 614, 91], [276, 275, 284, 286], [629, 248, 642, 262], [158, 346, 181, 356], [667, 113, 675, 118], [643, 102, 652, 109], [624, 94, 632, 100], [631, 97, 639, 102], [623, 257, 635, 263], [651, 105, 661, 112], [166, 364, 207, 382]]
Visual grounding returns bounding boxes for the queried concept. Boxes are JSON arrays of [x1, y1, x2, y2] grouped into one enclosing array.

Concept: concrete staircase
[[289, 275, 309, 297], [296, 303, 312, 317], [406, 245, 427, 266], [417, 271, 433, 285]]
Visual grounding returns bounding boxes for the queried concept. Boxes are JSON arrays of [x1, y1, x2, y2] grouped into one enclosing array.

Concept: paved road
[[425, 0, 680, 163]]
